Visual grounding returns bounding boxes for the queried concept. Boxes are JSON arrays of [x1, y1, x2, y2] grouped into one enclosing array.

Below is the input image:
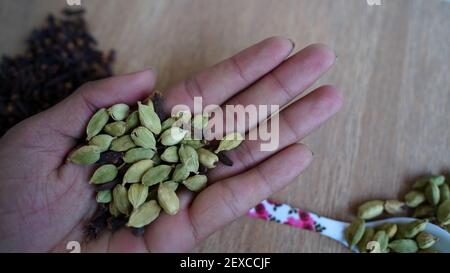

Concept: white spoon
[[248, 199, 450, 253]]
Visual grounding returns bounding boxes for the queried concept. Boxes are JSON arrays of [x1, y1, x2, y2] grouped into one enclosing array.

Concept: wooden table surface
[[1, 0, 449, 253]]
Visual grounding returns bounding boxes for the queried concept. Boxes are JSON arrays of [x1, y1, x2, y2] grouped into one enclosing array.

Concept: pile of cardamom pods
[[67, 94, 243, 236], [346, 175, 450, 253]]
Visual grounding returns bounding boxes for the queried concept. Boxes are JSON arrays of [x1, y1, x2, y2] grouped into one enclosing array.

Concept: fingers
[[217, 44, 336, 137], [189, 143, 313, 243], [162, 37, 294, 110], [209, 85, 343, 181], [40, 69, 157, 139]]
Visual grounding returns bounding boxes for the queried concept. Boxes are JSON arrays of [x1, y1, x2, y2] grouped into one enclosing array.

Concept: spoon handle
[[248, 199, 349, 245]]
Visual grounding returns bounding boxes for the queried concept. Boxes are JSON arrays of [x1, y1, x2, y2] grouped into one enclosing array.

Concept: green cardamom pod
[[192, 113, 209, 129], [430, 175, 445, 187], [416, 232, 437, 249], [397, 219, 428, 239], [215, 132, 244, 153], [128, 183, 149, 209], [110, 135, 136, 152], [142, 165, 172, 187], [439, 184, 450, 203], [425, 182, 440, 206], [389, 239, 418, 253], [345, 218, 365, 248], [123, 159, 154, 184], [161, 117, 176, 131], [164, 181, 179, 192], [67, 145, 101, 165], [357, 228, 374, 253], [158, 182, 180, 215], [131, 126, 156, 149], [366, 241, 381, 253], [413, 204, 436, 218], [181, 138, 205, 149], [104, 121, 128, 137], [127, 200, 161, 228], [160, 127, 189, 146], [173, 110, 192, 124], [126, 111, 140, 131], [384, 200, 406, 215], [357, 200, 384, 220], [172, 164, 191, 182], [109, 201, 120, 217], [160, 146, 179, 163], [113, 184, 131, 215], [90, 164, 118, 184], [145, 98, 155, 110], [372, 230, 389, 252], [183, 175, 208, 192], [123, 148, 155, 164], [437, 200, 450, 225], [412, 176, 432, 190], [107, 103, 130, 121], [376, 223, 397, 239], [96, 190, 112, 204], [197, 148, 219, 169], [138, 101, 161, 134], [86, 108, 109, 140], [405, 191, 426, 208], [88, 134, 115, 152], [179, 144, 199, 173]]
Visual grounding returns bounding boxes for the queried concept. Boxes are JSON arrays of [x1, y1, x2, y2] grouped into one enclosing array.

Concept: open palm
[[0, 37, 342, 252]]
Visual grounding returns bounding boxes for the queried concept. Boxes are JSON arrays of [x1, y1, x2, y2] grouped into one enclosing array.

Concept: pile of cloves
[[0, 8, 115, 136]]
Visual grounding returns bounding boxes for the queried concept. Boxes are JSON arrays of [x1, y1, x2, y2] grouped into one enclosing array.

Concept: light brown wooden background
[[0, 0, 449, 252]]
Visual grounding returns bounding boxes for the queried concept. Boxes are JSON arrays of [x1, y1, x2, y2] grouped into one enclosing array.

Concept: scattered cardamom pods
[[192, 113, 209, 129], [376, 222, 398, 239], [161, 117, 176, 131], [384, 200, 406, 215], [437, 200, 450, 225], [372, 230, 389, 252], [172, 164, 191, 182], [430, 175, 445, 187], [405, 191, 426, 208], [416, 232, 437, 249], [439, 184, 450, 203], [425, 182, 440, 206], [357, 227, 374, 253], [357, 200, 384, 220], [388, 239, 418, 253], [413, 204, 436, 218]]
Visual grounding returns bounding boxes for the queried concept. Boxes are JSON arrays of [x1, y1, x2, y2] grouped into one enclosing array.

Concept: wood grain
[[0, 0, 449, 252]]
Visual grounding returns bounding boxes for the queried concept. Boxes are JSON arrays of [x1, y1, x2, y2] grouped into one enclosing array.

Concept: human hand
[[0, 37, 342, 252]]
